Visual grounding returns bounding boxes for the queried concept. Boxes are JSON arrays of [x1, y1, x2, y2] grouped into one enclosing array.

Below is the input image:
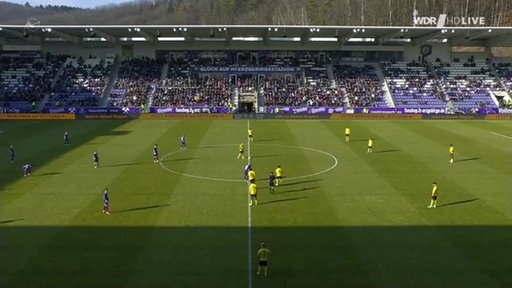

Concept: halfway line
[[247, 120, 253, 288]]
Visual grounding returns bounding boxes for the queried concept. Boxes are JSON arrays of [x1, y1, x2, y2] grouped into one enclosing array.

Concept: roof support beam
[[2, 28, 42, 43], [51, 29, 80, 44], [137, 30, 155, 43], [484, 33, 512, 47], [337, 32, 355, 45], [300, 31, 310, 45], [91, 28, 117, 44], [378, 29, 409, 45], [411, 30, 442, 45]]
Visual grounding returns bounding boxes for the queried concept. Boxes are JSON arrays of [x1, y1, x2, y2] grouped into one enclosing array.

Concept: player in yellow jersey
[[449, 144, 454, 163], [256, 242, 271, 277], [248, 128, 253, 142], [275, 165, 283, 186], [345, 127, 351, 142], [238, 142, 245, 159], [249, 182, 258, 206], [367, 137, 373, 154], [428, 182, 438, 208], [248, 167, 256, 184]]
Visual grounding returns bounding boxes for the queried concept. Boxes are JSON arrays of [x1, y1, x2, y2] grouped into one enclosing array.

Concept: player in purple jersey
[[23, 163, 32, 176], [9, 145, 15, 163], [103, 188, 110, 215], [268, 171, 276, 194], [153, 144, 159, 163], [244, 164, 251, 182], [93, 151, 99, 168], [180, 135, 186, 149], [64, 131, 69, 146]]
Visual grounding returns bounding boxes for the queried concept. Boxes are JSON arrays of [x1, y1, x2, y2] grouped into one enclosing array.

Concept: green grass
[[1, 119, 511, 288]]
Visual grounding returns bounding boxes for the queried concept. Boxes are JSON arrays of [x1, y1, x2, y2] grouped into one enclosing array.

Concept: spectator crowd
[[2, 52, 511, 112]]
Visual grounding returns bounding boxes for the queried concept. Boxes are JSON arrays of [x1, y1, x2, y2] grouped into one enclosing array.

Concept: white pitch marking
[[159, 143, 339, 182], [491, 131, 512, 140], [246, 120, 252, 288], [159, 140, 339, 288]]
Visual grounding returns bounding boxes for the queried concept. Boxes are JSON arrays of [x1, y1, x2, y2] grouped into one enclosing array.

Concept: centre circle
[[159, 143, 338, 182]]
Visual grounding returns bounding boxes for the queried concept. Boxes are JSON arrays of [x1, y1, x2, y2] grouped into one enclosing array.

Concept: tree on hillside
[[1, 0, 511, 26]]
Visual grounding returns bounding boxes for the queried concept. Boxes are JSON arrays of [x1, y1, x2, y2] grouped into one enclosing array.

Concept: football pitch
[[1, 119, 511, 288]]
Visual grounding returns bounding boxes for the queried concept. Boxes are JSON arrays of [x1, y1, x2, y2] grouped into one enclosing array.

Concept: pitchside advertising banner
[[43, 107, 142, 114], [149, 107, 230, 114], [498, 108, 512, 114], [265, 107, 499, 115], [38, 106, 500, 115], [43, 107, 230, 114], [266, 106, 346, 114]]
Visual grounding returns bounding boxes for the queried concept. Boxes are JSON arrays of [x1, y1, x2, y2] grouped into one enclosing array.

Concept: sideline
[[491, 131, 512, 140]]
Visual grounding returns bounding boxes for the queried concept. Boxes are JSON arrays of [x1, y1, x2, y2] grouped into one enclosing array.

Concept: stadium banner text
[[43, 107, 142, 114], [498, 108, 512, 114], [139, 114, 233, 120], [76, 114, 139, 120], [192, 67, 302, 74], [266, 107, 498, 114], [0, 113, 75, 120], [422, 114, 485, 120], [150, 107, 230, 114], [271, 114, 330, 119], [267, 106, 345, 114], [36, 106, 500, 115], [484, 114, 512, 120], [233, 113, 266, 120], [331, 114, 422, 120]]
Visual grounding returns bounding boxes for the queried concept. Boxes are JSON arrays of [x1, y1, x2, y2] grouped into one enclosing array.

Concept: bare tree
[[1, 0, 511, 26]]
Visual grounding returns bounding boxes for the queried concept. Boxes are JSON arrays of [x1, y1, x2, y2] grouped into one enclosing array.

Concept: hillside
[[0, 0, 510, 26]]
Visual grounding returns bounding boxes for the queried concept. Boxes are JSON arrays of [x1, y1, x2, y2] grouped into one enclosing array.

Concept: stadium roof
[[1, 24, 511, 47]]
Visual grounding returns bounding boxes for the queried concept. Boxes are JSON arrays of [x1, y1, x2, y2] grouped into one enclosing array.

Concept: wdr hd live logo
[[413, 13, 486, 27]]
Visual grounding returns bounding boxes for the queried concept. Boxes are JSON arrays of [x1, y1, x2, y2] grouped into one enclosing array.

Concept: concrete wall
[[403, 43, 451, 62], [43, 42, 120, 58], [39, 40, 407, 59], [35, 40, 497, 63]]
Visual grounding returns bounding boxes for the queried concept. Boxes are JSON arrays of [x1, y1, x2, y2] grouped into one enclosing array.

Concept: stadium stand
[[263, 52, 344, 107], [432, 57, 500, 111], [150, 52, 232, 107], [262, 75, 301, 106], [0, 55, 62, 112], [382, 60, 446, 109], [1, 49, 509, 113], [109, 57, 163, 108], [333, 64, 387, 108], [151, 75, 231, 107], [492, 62, 512, 107], [49, 56, 112, 108]]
